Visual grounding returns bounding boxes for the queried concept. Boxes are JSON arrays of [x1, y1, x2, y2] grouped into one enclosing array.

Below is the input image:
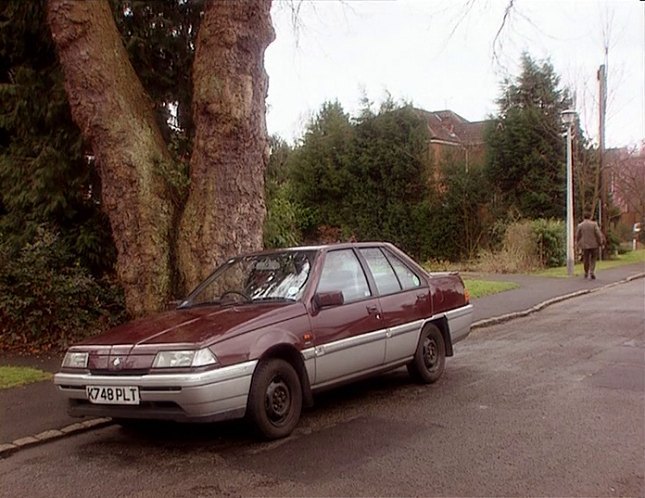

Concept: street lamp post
[[561, 110, 577, 277]]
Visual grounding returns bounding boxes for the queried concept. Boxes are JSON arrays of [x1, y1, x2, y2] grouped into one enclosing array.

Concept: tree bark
[[47, 0, 175, 315], [177, 0, 275, 291]]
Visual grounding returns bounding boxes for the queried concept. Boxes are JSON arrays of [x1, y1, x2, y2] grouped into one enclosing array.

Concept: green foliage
[[485, 53, 572, 220], [0, 0, 115, 274], [111, 0, 202, 213], [288, 99, 434, 260], [348, 101, 433, 259], [264, 189, 303, 249], [434, 155, 490, 260], [531, 218, 565, 267], [154, 155, 190, 207], [111, 0, 203, 161], [264, 136, 304, 248], [0, 228, 126, 352], [605, 228, 621, 256], [289, 101, 355, 232]]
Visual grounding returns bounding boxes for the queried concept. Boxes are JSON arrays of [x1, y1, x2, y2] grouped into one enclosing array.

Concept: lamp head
[[561, 109, 577, 126]]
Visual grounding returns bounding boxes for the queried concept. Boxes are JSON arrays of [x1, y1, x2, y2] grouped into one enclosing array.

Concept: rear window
[[384, 250, 423, 290], [360, 247, 402, 295]]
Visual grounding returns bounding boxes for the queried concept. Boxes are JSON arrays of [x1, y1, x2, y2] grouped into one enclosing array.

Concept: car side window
[[360, 248, 402, 295], [317, 249, 371, 303], [385, 251, 423, 290]]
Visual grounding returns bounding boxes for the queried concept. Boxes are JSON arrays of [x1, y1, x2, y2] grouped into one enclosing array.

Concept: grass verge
[[463, 278, 519, 299], [535, 249, 645, 278], [0, 366, 52, 389]]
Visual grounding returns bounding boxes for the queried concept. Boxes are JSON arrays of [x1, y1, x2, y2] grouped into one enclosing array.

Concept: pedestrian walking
[[575, 211, 605, 279]]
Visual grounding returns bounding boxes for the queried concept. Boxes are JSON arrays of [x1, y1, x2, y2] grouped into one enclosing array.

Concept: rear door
[[359, 247, 432, 364], [309, 249, 386, 385]]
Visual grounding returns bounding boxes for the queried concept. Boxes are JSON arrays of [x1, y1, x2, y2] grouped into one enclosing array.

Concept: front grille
[[89, 369, 150, 376]]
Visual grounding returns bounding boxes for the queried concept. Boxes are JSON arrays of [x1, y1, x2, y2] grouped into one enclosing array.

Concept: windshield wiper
[[250, 297, 296, 303]]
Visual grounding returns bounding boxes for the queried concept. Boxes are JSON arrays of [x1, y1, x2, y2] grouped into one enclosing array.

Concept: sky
[[264, 0, 644, 149]]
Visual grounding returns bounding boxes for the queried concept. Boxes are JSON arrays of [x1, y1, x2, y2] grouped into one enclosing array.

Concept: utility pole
[[597, 64, 608, 258], [562, 110, 577, 277]]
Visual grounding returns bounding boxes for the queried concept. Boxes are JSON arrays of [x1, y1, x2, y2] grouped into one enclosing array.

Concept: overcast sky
[[264, 0, 644, 149]]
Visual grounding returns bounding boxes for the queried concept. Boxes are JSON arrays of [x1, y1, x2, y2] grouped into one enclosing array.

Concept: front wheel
[[407, 324, 446, 384], [247, 358, 302, 439]]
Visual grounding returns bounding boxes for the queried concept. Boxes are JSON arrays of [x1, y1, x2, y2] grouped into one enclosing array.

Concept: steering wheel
[[220, 290, 252, 303]]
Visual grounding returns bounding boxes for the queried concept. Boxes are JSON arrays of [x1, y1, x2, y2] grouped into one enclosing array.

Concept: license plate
[[86, 385, 140, 405]]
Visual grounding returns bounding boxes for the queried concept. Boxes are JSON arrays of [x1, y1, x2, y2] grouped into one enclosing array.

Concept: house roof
[[414, 108, 490, 146]]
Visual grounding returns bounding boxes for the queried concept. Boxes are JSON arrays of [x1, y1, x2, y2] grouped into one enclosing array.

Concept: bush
[[605, 228, 621, 257], [475, 218, 564, 273], [0, 228, 126, 352], [263, 188, 302, 249], [531, 218, 565, 267]]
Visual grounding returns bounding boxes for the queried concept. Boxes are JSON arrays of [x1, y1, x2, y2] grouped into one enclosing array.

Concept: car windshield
[[182, 250, 315, 307]]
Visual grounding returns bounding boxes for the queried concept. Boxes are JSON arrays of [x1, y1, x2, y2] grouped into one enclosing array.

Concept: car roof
[[240, 242, 395, 257]]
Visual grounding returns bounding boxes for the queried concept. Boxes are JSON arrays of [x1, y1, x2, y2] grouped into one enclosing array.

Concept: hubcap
[[265, 376, 291, 423], [423, 337, 438, 370]]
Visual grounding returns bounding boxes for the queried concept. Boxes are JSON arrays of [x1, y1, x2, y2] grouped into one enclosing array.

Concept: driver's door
[[309, 249, 385, 386]]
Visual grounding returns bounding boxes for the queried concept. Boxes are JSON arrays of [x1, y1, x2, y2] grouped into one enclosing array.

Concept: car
[[54, 242, 473, 439]]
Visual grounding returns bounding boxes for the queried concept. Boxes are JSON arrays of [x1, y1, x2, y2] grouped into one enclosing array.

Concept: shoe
[[584, 273, 588, 279], [590, 274, 596, 280]]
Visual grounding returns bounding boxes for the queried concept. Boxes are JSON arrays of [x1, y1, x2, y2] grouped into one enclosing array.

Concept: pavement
[[1, 261, 643, 457]]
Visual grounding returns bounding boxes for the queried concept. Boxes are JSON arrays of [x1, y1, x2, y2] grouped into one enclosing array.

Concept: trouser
[[582, 248, 598, 276]]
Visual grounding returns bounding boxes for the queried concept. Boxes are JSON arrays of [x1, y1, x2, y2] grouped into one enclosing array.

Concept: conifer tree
[[486, 53, 572, 220]]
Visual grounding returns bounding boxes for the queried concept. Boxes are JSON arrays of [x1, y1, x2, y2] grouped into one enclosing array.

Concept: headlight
[[152, 348, 218, 368], [62, 351, 89, 369]]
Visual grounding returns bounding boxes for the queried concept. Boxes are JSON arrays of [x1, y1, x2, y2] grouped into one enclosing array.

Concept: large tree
[[485, 53, 571, 220], [47, 0, 274, 315], [111, 0, 203, 160]]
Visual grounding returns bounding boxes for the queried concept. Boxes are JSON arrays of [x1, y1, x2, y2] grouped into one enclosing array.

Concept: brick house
[[414, 109, 491, 170]]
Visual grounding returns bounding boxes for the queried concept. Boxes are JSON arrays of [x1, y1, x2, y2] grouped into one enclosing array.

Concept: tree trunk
[[47, 0, 175, 315], [177, 0, 275, 291]]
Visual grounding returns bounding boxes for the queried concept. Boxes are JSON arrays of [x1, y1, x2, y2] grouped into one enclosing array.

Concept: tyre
[[407, 324, 446, 384], [247, 358, 302, 439]]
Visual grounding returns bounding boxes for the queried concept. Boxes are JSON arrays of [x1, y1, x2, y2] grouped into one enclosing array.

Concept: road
[[1, 279, 643, 497]]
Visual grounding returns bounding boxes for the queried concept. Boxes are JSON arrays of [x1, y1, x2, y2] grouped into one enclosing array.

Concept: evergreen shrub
[[531, 218, 565, 267], [264, 195, 302, 249], [0, 228, 126, 352]]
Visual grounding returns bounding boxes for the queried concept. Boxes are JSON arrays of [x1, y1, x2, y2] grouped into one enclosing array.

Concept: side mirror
[[313, 291, 344, 311]]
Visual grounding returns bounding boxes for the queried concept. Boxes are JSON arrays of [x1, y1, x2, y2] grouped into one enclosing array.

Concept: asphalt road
[[1, 280, 643, 497]]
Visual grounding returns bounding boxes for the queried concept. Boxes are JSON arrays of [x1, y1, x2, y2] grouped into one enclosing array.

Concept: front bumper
[[54, 360, 258, 423]]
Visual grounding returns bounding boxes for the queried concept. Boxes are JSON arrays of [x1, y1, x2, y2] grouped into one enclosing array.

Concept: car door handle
[[366, 305, 381, 320]]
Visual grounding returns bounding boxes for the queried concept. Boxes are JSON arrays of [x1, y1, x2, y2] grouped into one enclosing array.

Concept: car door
[[308, 248, 386, 385], [359, 247, 432, 364]]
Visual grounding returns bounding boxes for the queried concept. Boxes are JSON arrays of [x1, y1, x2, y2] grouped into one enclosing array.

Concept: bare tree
[[610, 148, 645, 225]]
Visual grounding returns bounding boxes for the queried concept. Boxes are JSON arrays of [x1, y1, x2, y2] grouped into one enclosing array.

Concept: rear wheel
[[247, 358, 302, 439], [407, 324, 446, 383]]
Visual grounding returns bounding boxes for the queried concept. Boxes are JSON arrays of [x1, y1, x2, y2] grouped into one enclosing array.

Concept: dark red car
[[55, 242, 472, 439]]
